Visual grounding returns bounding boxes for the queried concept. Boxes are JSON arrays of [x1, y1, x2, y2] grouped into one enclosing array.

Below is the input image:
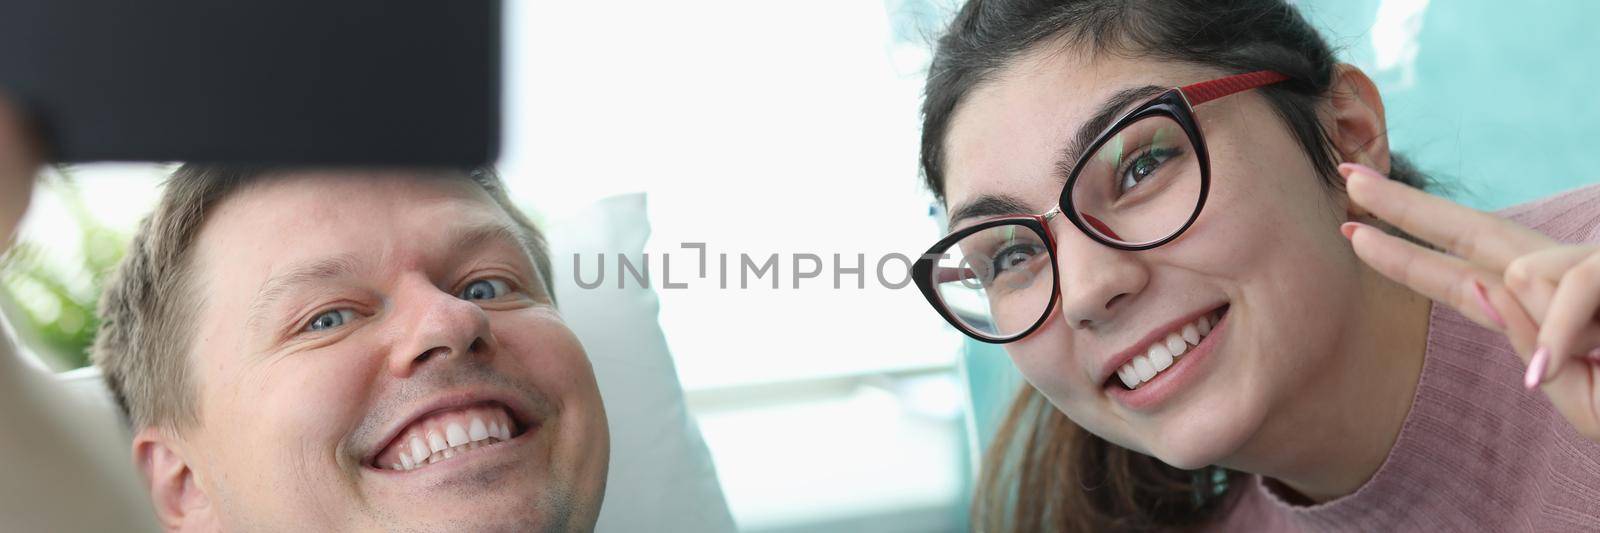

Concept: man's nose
[[1052, 219, 1148, 330], [387, 281, 496, 378]]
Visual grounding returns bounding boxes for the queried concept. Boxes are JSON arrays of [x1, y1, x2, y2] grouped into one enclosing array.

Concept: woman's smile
[[1104, 304, 1230, 411]]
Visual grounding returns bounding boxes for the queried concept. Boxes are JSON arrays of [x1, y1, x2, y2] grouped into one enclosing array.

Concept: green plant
[[0, 172, 126, 370]]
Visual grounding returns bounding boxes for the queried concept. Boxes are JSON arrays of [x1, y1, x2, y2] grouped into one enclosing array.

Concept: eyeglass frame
[[912, 70, 1290, 344]]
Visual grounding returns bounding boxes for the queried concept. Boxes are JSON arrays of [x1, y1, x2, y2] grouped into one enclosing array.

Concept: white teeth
[[428, 431, 448, 453], [469, 417, 489, 442], [1181, 323, 1200, 345], [446, 423, 469, 447], [1132, 355, 1156, 382], [1118, 366, 1138, 389], [1115, 308, 1227, 390], [1148, 343, 1174, 372], [409, 436, 429, 465], [383, 409, 520, 471], [1164, 333, 1186, 357]]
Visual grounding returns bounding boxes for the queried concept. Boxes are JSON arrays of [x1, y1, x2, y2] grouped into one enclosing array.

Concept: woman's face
[[941, 50, 1363, 469]]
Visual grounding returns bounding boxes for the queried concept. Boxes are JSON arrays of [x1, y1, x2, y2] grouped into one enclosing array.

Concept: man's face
[[178, 172, 607, 531]]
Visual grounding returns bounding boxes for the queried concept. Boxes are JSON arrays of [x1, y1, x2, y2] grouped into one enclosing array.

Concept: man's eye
[[459, 278, 512, 301], [304, 309, 355, 332]]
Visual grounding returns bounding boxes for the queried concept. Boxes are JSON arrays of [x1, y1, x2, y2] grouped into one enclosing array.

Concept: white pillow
[[55, 192, 734, 532], [546, 193, 735, 532]]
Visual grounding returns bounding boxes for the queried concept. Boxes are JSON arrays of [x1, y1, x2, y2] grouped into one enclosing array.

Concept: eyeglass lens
[[1067, 114, 1203, 247], [927, 113, 1203, 339]]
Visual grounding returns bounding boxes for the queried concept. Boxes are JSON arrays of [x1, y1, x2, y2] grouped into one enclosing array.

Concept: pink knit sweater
[[1215, 184, 1600, 532]]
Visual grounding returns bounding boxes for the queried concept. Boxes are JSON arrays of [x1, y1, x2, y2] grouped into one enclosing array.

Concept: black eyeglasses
[[913, 71, 1289, 343]]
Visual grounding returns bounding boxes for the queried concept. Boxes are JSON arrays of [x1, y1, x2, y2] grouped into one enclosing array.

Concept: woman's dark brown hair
[[919, 0, 1431, 531]]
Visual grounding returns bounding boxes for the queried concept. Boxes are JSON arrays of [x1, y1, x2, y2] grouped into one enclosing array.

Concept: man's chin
[[385, 501, 570, 533], [371, 478, 574, 533]]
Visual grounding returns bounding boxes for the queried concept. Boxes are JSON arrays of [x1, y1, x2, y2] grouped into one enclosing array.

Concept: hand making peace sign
[[1340, 162, 1600, 440]]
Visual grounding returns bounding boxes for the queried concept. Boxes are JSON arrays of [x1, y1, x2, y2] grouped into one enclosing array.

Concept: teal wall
[[961, 0, 1600, 476], [1298, 0, 1600, 210]]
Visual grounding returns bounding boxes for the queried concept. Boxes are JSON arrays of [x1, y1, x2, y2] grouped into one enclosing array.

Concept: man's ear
[[133, 427, 218, 532]]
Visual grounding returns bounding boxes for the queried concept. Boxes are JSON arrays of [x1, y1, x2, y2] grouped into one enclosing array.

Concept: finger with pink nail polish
[[1526, 346, 1551, 390]]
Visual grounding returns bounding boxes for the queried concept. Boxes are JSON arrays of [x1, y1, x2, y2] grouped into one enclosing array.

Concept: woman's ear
[[133, 428, 219, 532], [1326, 63, 1392, 174]]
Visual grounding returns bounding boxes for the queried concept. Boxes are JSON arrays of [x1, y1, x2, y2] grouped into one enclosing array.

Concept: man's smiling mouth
[[370, 402, 525, 472]]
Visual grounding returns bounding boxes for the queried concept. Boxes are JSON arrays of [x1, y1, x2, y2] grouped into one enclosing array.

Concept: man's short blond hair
[[91, 165, 554, 432]]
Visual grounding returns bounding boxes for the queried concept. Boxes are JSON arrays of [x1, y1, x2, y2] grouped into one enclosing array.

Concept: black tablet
[[0, 0, 500, 167]]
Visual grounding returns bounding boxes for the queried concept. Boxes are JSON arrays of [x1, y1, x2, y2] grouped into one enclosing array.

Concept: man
[[1, 101, 610, 531]]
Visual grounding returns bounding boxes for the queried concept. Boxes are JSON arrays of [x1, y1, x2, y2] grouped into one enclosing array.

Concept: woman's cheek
[[1007, 334, 1089, 402]]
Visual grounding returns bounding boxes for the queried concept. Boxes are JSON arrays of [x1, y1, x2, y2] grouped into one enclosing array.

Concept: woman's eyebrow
[[1053, 84, 1169, 179], [943, 84, 1170, 230], [947, 194, 1034, 229]]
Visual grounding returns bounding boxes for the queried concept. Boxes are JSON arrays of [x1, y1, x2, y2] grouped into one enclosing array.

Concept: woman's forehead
[[941, 53, 1209, 208]]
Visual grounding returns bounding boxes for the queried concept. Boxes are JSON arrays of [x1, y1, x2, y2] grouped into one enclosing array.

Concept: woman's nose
[[1052, 219, 1149, 330]]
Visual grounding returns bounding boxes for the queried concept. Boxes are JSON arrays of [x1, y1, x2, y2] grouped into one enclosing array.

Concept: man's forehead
[[193, 172, 520, 294], [222, 170, 492, 218]]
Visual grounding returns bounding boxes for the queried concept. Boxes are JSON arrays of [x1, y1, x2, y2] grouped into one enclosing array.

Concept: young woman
[[910, 1, 1600, 530]]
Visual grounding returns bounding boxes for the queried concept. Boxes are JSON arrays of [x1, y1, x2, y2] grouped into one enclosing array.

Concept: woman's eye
[[459, 278, 512, 301], [990, 244, 1042, 275], [1118, 146, 1179, 194], [304, 309, 355, 332]]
